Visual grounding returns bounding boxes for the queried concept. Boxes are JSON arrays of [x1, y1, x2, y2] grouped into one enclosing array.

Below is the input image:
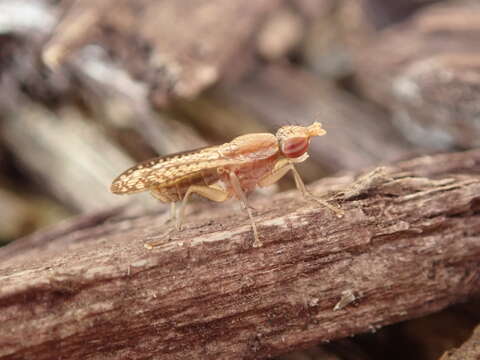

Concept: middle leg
[[145, 184, 229, 249], [177, 184, 229, 230], [228, 171, 262, 248]]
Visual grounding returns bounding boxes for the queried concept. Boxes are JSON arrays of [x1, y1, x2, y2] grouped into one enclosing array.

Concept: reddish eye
[[281, 137, 309, 158]]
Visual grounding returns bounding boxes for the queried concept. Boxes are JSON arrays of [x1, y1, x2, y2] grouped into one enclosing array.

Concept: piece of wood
[[355, 0, 480, 150], [0, 0, 208, 159], [0, 15, 209, 214], [0, 187, 69, 244], [300, 0, 374, 80], [1, 150, 480, 359], [2, 102, 136, 212], [42, 0, 283, 105], [70, 44, 208, 155]]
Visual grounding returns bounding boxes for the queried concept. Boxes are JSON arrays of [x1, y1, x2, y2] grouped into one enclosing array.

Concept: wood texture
[[1, 150, 480, 359]]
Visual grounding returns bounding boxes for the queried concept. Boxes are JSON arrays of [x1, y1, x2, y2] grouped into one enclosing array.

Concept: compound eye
[[281, 137, 309, 158]]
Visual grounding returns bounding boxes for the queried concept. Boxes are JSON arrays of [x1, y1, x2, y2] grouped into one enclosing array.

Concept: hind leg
[[177, 184, 229, 230], [145, 184, 229, 249], [228, 172, 262, 248]]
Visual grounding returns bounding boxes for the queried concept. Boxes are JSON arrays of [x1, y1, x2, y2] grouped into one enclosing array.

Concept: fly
[[111, 122, 343, 248]]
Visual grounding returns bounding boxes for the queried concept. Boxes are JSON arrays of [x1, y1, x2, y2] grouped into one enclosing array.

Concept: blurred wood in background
[[355, 0, 480, 149]]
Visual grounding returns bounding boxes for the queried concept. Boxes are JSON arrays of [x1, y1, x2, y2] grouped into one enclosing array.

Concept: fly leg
[[290, 165, 344, 217], [177, 184, 229, 230], [146, 184, 229, 249], [150, 188, 177, 224], [228, 172, 262, 248], [169, 203, 176, 223], [259, 161, 344, 218]]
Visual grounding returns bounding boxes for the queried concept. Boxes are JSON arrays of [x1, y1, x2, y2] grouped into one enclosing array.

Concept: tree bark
[[1, 150, 480, 359]]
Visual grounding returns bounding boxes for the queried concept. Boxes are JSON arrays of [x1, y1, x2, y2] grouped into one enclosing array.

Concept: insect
[[111, 122, 343, 248]]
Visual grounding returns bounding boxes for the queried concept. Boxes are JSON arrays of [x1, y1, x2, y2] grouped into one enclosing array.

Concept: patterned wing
[[110, 133, 279, 194], [111, 146, 227, 194]]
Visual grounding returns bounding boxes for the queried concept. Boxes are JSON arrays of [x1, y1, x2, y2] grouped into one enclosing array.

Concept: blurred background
[[0, 0, 479, 358]]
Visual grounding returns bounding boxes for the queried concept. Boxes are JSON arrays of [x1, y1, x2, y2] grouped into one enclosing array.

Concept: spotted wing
[[111, 146, 236, 194], [111, 133, 279, 194]]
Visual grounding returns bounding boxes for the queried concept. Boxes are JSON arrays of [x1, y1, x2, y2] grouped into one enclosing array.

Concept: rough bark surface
[[1, 150, 480, 359]]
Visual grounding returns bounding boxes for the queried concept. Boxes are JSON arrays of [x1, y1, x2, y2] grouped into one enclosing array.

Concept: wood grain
[[1, 150, 480, 359]]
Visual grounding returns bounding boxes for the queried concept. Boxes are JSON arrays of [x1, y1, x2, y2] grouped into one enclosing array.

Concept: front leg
[[259, 160, 344, 217], [145, 184, 229, 249]]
